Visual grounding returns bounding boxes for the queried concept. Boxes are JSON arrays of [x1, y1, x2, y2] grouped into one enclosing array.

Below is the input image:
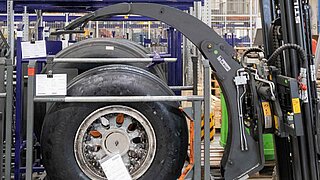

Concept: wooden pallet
[[211, 87, 220, 96], [211, 76, 220, 96], [211, 96, 222, 129], [187, 143, 224, 167], [200, 145, 224, 167], [211, 77, 221, 129]]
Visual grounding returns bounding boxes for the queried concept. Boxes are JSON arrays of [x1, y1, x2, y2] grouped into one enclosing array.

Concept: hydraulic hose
[[267, 44, 307, 68]]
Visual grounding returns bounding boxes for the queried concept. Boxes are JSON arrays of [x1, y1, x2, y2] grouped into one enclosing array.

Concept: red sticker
[[28, 68, 35, 76]]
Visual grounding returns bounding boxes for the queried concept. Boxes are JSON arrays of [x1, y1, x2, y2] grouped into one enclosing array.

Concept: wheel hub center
[[74, 105, 156, 179], [104, 131, 130, 155]]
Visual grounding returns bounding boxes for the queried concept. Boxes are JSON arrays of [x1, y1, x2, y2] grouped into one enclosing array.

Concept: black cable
[[267, 43, 307, 67]]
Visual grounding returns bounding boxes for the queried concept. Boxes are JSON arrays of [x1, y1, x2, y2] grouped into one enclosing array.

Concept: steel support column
[[5, 1, 14, 179], [203, 60, 211, 180], [193, 101, 202, 180], [0, 58, 5, 178], [22, 6, 29, 42], [26, 61, 36, 180]]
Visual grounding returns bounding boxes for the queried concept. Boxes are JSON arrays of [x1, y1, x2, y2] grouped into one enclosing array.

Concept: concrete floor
[[210, 134, 274, 180], [30, 133, 274, 180]]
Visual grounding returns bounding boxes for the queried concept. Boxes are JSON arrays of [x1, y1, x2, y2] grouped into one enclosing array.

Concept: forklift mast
[[259, 0, 320, 179]]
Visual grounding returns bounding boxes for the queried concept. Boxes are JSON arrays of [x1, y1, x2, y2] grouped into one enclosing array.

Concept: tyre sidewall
[[42, 101, 187, 180]]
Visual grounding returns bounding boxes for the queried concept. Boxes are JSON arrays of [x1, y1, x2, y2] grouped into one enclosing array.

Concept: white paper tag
[[105, 46, 115, 50], [17, 31, 23, 38], [310, 65, 316, 82], [99, 154, 132, 180], [61, 40, 69, 49], [44, 31, 50, 38], [21, 40, 47, 59], [36, 74, 67, 96]]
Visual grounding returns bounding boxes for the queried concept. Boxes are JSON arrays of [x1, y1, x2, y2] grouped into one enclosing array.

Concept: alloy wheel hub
[[74, 105, 156, 180]]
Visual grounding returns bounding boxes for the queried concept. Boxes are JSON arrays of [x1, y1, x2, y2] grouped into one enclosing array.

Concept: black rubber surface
[[35, 38, 166, 140], [52, 38, 166, 80], [41, 65, 188, 180]]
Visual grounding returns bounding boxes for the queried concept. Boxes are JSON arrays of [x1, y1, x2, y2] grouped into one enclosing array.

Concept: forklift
[[45, 1, 320, 178]]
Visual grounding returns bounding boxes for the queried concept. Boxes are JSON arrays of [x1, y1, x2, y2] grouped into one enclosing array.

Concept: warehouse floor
[[30, 134, 273, 180], [210, 134, 274, 180]]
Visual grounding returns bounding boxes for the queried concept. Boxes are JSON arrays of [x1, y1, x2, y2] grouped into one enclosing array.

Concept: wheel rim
[[74, 105, 156, 179]]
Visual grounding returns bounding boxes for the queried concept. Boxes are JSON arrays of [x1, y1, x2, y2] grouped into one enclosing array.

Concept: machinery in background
[[256, 1, 320, 179]]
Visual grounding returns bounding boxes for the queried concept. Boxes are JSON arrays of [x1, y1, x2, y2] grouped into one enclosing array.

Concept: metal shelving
[[211, 0, 259, 46], [0, 0, 197, 13], [23, 57, 211, 180]]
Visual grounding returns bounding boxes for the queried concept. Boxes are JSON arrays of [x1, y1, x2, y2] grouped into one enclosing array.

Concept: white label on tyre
[[106, 46, 115, 51], [99, 154, 132, 180], [36, 74, 67, 96]]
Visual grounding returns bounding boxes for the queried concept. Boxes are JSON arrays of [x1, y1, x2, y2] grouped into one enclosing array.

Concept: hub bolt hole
[[128, 123, 138, 132], [132, 137, 142, 144]]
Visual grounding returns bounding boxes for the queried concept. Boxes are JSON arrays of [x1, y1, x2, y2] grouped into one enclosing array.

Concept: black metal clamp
[[71, 3, 263, 179], [36, 3, 264, 179]]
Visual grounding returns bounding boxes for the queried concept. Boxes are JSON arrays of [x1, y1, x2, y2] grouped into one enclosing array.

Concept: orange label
[[28, 68, 35, 76]]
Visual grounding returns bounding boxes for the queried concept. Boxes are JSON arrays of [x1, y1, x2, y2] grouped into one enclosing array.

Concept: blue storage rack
[[0, 0, 199, 13], [6, 1, 196, 179], [0, 14, 159, 22]]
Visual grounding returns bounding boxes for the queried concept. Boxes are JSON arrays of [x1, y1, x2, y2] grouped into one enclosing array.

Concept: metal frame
[[4, 55, 14, 180], [4, 1, 15, 179], [0, 58, 6, 177], [52, 57, 177, 63], [12, 23, 198, 180], [24, 56, 211, 180], [14, 55, 177, 179], [13, 11, 63, 179]]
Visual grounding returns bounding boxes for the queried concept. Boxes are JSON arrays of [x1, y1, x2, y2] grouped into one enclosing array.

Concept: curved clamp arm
[[66, 3, 264, 179]]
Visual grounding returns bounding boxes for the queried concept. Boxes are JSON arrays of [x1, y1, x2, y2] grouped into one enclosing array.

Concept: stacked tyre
[[40, 39, 188, 180]]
